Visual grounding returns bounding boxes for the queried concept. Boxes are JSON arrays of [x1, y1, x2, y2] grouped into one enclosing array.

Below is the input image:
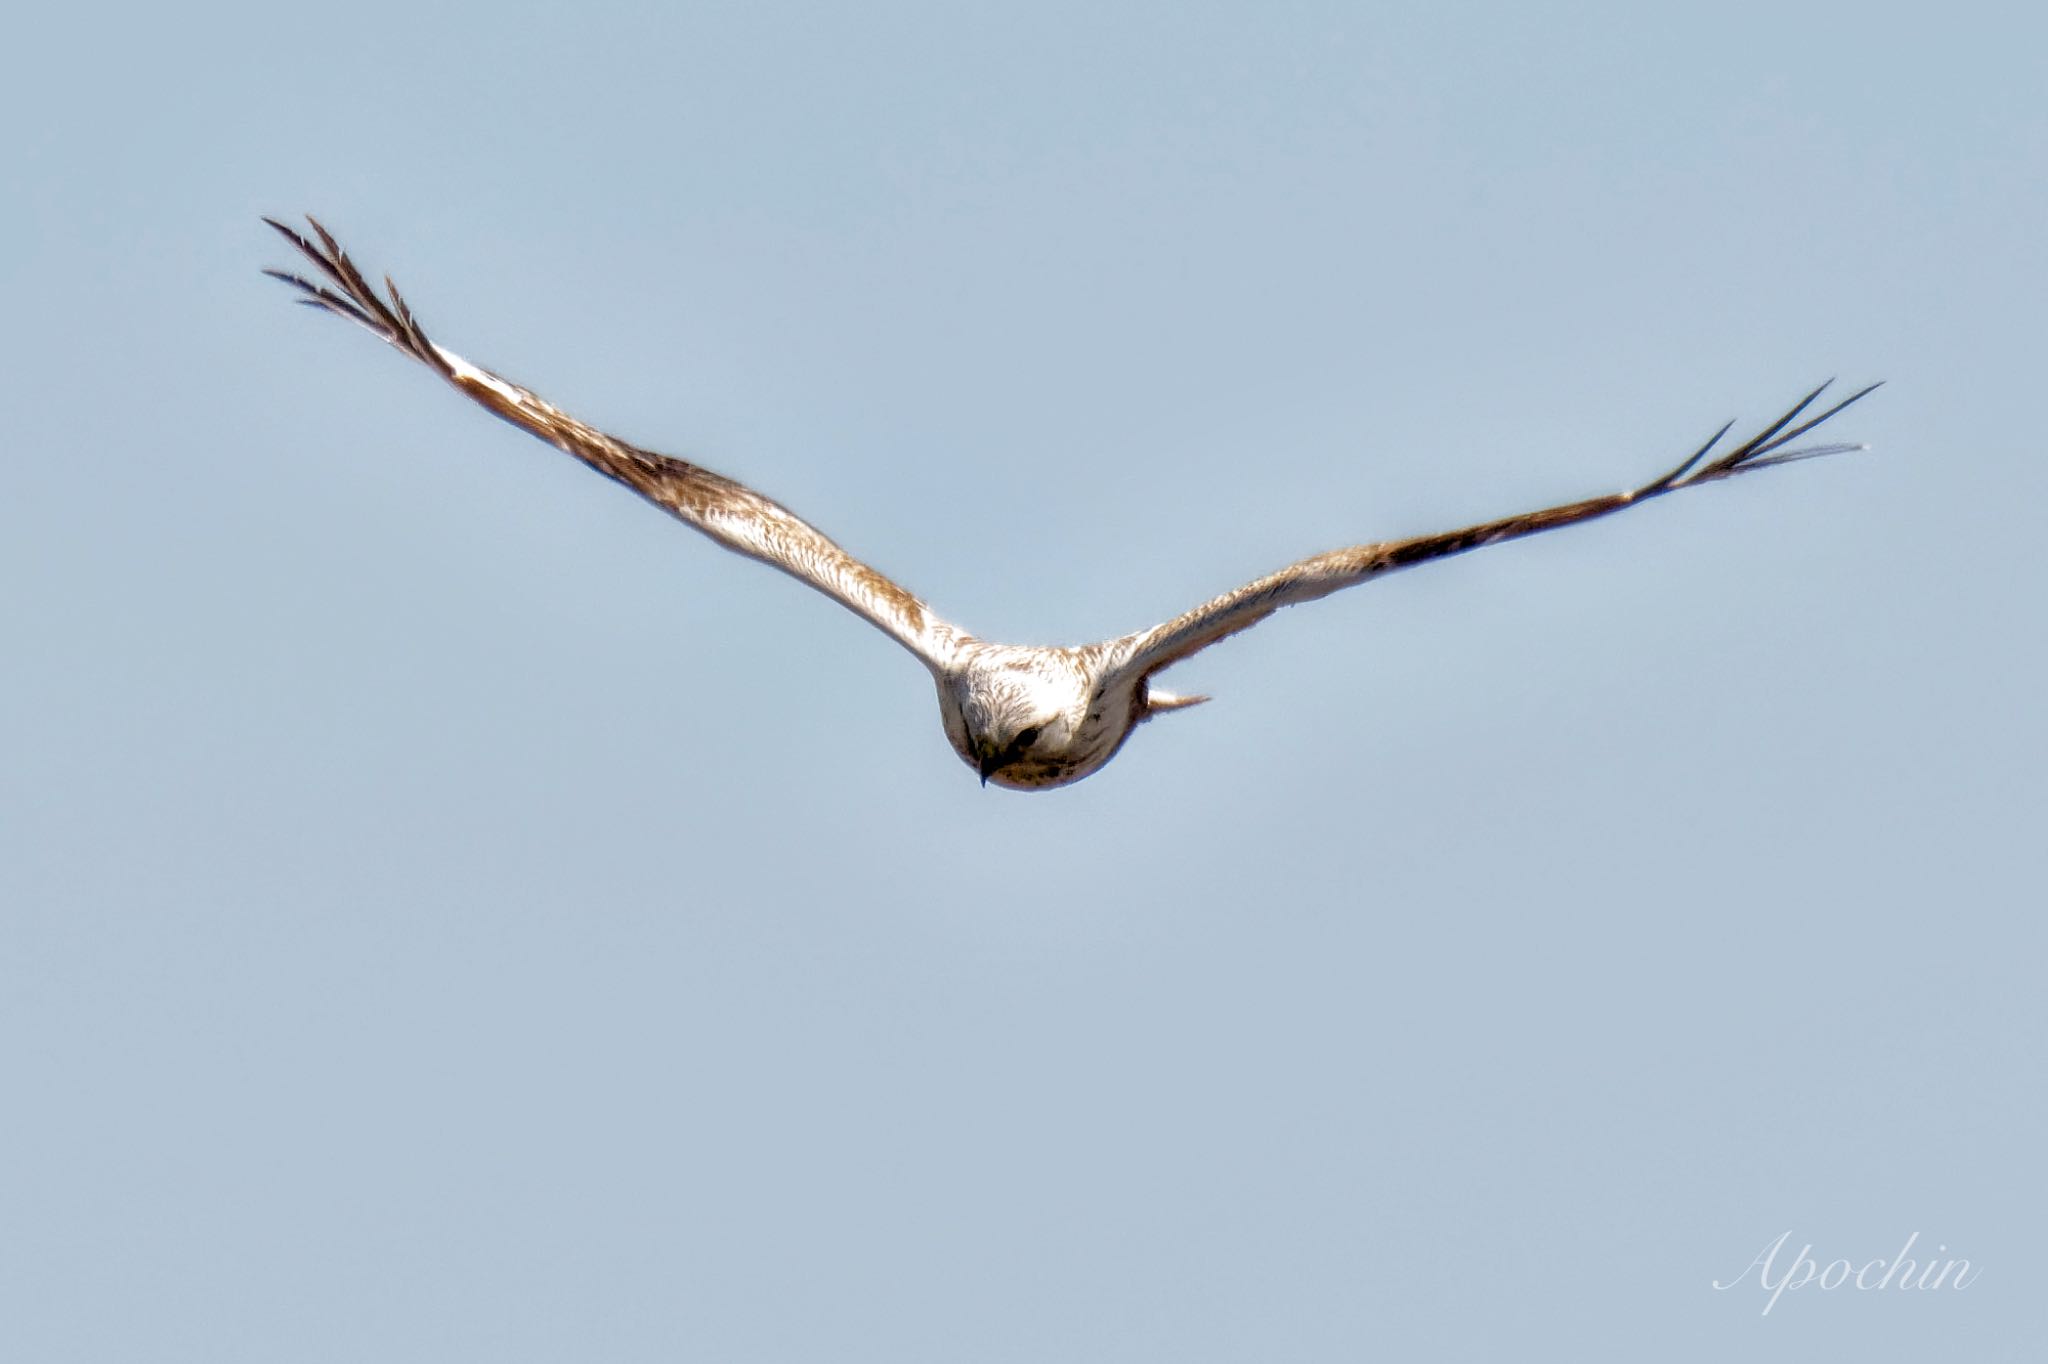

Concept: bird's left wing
[[1104, 382, 1879, 689], [263, 216, 969, 672]]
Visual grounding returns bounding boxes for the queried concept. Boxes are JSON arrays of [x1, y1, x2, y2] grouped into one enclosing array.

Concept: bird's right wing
[[264, 216, 970, 672], [1103, 381, 1880, 689]]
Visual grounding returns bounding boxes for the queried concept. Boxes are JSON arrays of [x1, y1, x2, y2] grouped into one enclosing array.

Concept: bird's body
[[265, 216, 1878, 791]]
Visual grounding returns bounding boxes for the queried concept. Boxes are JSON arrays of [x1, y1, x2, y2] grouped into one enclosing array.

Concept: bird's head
[[940, 648, 1104, 791], [937, 646, 1209, 790]]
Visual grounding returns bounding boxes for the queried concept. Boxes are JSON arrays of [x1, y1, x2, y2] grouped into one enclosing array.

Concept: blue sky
[[4, 1, 2042, 1358]]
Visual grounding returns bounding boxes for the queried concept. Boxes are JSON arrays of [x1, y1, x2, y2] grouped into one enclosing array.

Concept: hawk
[[264, 216, 1878, 791]]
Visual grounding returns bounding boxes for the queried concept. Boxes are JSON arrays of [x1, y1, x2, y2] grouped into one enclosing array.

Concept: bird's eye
[[1015, 726, 1041, 750]]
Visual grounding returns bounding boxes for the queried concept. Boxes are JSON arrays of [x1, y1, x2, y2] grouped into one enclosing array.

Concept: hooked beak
[[976, 736, 1011, 787]]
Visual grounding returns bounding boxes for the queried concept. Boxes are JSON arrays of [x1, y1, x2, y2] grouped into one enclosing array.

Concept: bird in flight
[[265, 216, 1878, 791]]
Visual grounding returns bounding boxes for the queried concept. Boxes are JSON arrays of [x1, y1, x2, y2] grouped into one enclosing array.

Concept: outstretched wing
[[263, 216, 969, 671], [1106, 381, 1880, 686]]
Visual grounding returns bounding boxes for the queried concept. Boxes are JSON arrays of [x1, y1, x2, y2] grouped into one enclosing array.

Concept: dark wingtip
[[258, 213, 444, 361], [1755, 379, 1884, 458], [1675, 378, 1883, 486], [261, 214, 316, 252]]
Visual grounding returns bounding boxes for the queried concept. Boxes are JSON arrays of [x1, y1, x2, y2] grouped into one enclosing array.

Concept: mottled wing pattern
[[1107, 381, 1881, 685], [264, 216, 967, 671]]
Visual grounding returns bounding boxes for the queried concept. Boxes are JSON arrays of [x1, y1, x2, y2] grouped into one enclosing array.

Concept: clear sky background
[[4, 1, 2042, 1359]]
